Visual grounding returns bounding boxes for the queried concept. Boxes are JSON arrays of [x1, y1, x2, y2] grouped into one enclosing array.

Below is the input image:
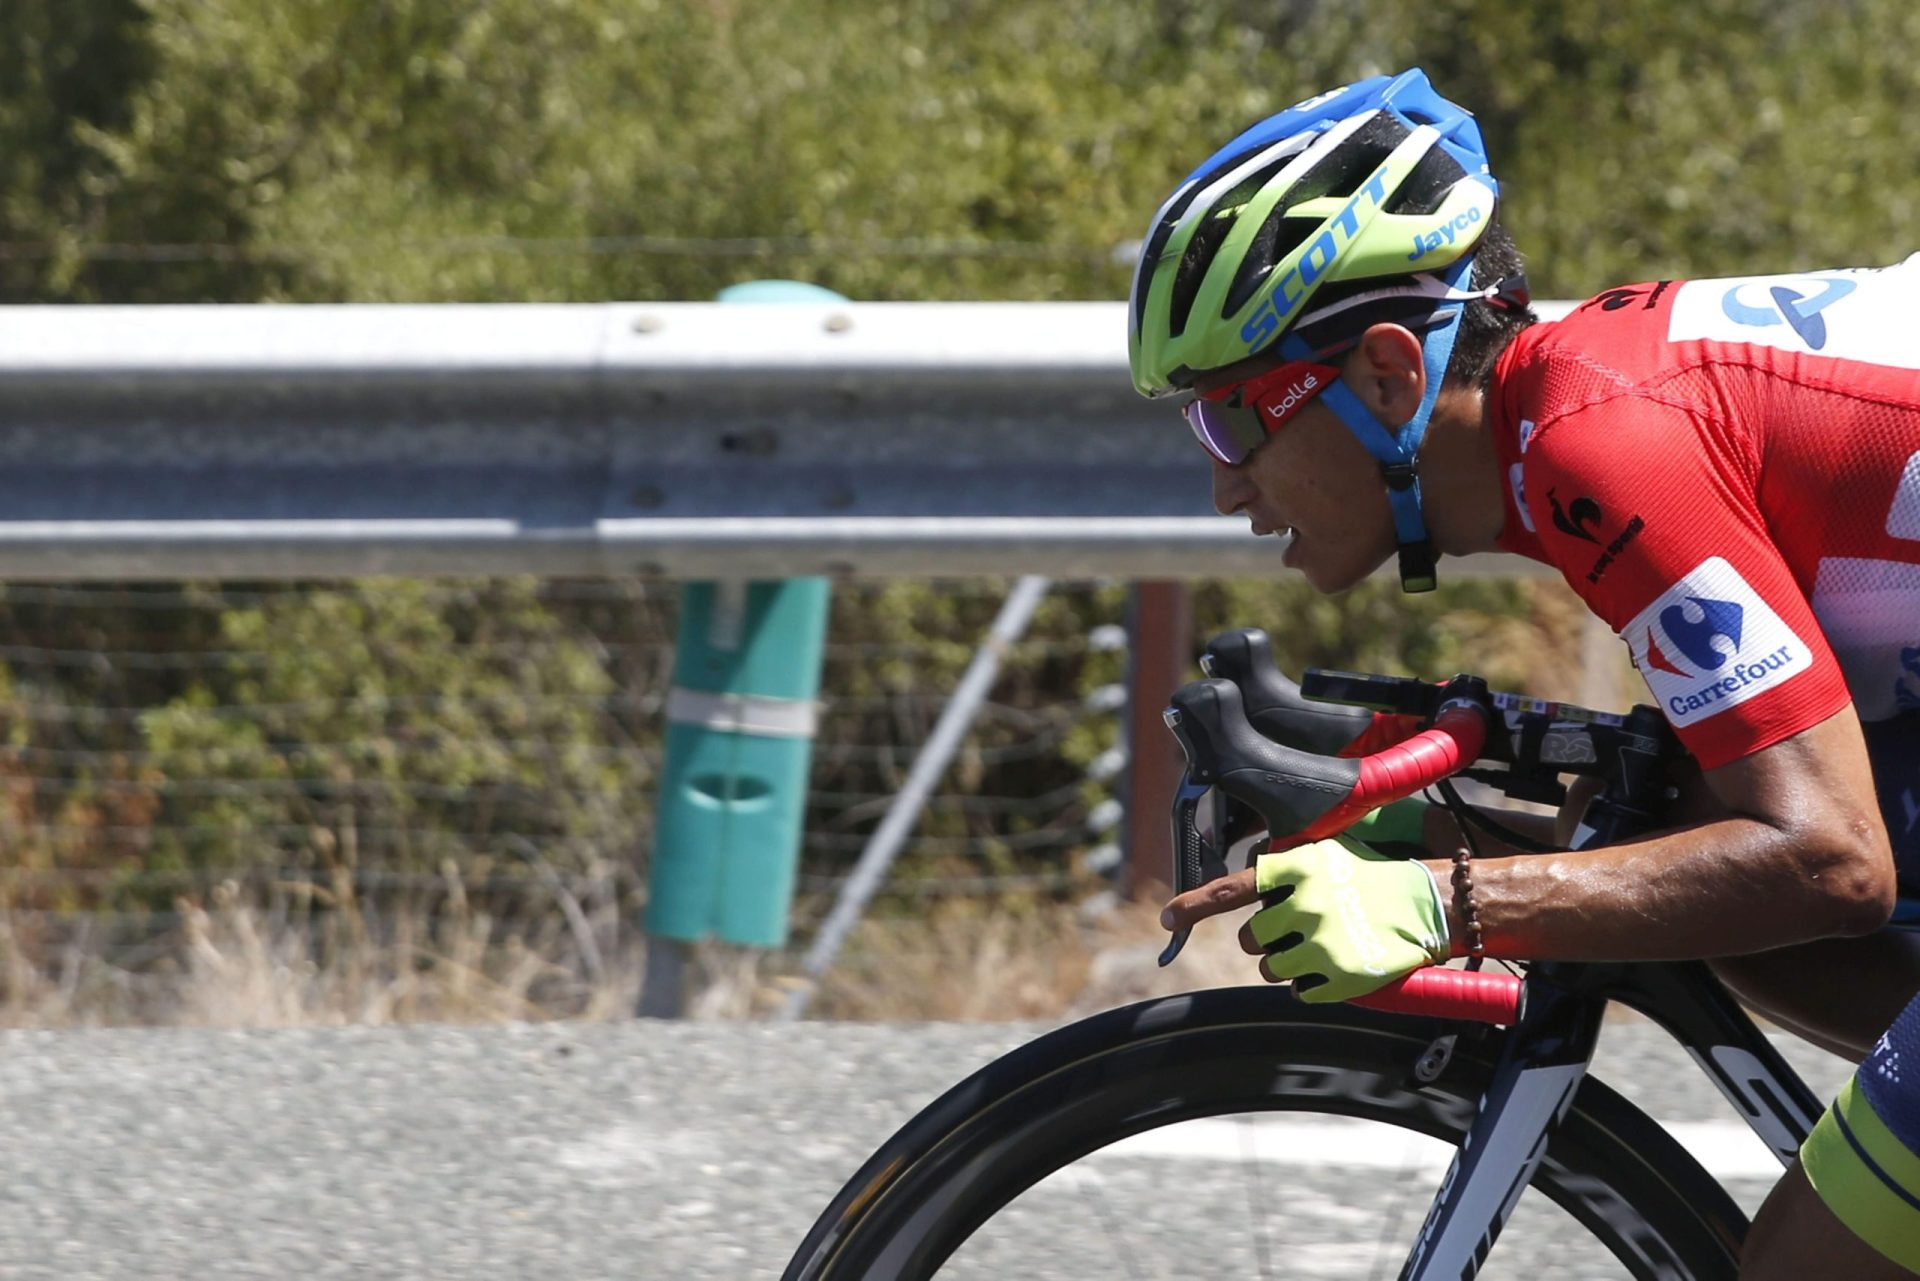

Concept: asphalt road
[[0, 1010, 1854, 1279]]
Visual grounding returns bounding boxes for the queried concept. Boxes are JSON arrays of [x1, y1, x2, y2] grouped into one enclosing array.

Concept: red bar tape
[[1347, 967, 1523, 1024], [1296, 707, 1488, 844]]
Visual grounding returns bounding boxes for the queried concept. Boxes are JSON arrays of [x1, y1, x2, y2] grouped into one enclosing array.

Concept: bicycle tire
[[783, 986, 1748, 1280]]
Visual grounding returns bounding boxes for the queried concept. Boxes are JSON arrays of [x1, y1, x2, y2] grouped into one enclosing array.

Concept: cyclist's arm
[[1422, 703, 1896, 960], [1160, 705, 1895, 959]]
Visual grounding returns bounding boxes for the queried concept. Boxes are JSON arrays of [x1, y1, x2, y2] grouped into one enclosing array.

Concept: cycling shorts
[[1801, 988, 1920, 1271]]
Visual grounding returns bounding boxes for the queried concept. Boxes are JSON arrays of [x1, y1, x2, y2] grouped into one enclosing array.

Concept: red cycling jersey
[[1488, 259, 1920, 772]]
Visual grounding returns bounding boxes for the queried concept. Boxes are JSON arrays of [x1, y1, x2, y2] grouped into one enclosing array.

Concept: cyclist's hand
[[1154, 802, 1438, 935], [1159, 865, 1261, 934], [1245, 835, 1450, 1003]]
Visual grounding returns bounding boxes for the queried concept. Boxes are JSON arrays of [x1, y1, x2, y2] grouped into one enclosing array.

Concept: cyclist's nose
[[1212, 458, 1253, 517]]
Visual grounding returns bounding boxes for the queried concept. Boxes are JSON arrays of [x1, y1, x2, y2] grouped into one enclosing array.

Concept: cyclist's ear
[[1346, 323, 1425, 427]]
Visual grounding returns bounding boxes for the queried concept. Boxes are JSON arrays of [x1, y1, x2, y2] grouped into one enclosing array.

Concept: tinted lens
[[1182, 399, 1267, 466]]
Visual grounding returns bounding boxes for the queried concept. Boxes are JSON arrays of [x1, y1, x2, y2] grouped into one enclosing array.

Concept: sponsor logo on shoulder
[[1548, 489, 1603, 544], [1720, 276, 1856, 350], [1667, 268, 1920, 369], [1620, 557, 1813, 726], [1537, 485, 1645, 580], [1584, 515, 1645, 584]]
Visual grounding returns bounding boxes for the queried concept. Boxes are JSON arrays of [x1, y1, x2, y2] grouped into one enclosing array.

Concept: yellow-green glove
[[1249, 834, 1449, 1003]]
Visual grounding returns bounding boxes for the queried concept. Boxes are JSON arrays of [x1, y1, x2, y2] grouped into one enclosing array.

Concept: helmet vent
[[1222, 215, 1320, 319], [1382, 147, 1469, 216], [1165, 152, 1297, 338], [1131, 140, 1271, 340], [1285, 113, 1407, 203]]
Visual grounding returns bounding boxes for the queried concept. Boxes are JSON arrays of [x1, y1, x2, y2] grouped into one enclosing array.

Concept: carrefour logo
[[1621, 557, 1814, 727], [1656, 595, 1745, 670]]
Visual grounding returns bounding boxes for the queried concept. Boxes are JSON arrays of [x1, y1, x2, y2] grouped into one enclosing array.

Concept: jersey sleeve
[[1518, 398, 1852, 770]]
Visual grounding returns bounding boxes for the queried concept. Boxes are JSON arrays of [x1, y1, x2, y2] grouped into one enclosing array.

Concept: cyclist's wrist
[[1423, 856, 1470, 959]]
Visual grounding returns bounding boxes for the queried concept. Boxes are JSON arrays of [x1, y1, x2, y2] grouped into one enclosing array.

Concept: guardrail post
[[637, 280, 843, 1018]]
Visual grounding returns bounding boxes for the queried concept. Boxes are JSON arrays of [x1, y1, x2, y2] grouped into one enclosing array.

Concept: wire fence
[[0, 576, 1131, 1019]]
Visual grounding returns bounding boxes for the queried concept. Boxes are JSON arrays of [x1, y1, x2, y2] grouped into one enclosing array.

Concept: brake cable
[[1434, 776, 1559, 856]]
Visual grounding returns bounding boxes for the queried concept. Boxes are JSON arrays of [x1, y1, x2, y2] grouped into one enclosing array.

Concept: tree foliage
[[0, 1, 1910, 902], [8, 0, 1919, 306]]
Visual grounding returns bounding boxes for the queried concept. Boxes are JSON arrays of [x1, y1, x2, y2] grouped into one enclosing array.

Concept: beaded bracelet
[[1451, 846, 1486, 958]]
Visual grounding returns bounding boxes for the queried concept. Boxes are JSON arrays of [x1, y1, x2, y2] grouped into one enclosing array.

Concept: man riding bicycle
[[1132, 69, 1920, 1277]]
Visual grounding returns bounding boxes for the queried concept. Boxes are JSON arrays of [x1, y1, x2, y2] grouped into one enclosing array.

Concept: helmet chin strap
[[1278, 254, 1476, 593]]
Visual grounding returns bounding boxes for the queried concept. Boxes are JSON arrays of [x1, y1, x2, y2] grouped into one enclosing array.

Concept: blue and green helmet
[[1127, 69, 1508, 591]]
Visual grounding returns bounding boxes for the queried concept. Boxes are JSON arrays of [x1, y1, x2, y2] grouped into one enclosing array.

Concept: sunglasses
[[1182, 359, 1341, 467]]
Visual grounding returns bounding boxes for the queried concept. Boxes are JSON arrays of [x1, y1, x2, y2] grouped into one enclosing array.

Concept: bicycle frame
[[1401, 955, 1822, 1279]]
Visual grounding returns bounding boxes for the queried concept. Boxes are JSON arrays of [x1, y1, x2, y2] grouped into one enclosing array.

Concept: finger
[[1159, 867, 1259, 932], [1247, 902, 1305, 951], [1258, 947, 1314, 984], [1292, 974, 1334, 1002], [1257, 954, 1308, 985]]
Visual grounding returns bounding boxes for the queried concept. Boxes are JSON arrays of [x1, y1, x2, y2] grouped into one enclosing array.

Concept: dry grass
[[796, 894, 1263, 1021], [0, 871, 643, 1028], [0, 884, 1264, 1028]]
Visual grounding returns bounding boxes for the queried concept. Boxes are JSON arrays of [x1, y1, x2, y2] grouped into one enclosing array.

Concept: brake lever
[[1158, 702, 1233, 966], [1157, 773, 1227, 966]]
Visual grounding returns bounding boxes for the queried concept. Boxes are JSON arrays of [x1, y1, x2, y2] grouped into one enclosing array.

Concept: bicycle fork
[[1400, 978, 1608, 1280]]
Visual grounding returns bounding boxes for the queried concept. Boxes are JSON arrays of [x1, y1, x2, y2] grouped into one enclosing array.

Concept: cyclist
[[1134, 69, 1920, 1277]]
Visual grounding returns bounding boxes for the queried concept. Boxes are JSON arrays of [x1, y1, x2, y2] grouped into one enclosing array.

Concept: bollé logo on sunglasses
[[1262, 372, 1322, 420]]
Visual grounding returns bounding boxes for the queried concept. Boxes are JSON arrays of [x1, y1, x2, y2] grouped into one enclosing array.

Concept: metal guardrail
[[0, 300, 1574, 579]]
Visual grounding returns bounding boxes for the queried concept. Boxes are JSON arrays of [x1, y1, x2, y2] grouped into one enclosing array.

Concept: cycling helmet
[[1128, 69, 1518, 592]]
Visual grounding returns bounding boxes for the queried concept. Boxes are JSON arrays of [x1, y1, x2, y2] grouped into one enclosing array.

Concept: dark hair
[[1285, 217, 1535, 391], [1444, 220, 1535, 391]]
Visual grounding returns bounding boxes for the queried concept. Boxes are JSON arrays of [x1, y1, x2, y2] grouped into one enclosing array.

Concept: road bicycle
[[783, 628, 1838, 1279]]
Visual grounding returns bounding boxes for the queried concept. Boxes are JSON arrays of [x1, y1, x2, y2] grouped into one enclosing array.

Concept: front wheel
[[784, 986, 1747, 1279]]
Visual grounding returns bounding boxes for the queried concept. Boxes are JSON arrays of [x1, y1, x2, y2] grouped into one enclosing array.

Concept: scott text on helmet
[[1237, 168, 1392, 353]]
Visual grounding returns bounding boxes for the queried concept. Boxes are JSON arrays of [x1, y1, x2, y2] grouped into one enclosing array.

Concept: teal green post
[[643, 280, 841, 950]]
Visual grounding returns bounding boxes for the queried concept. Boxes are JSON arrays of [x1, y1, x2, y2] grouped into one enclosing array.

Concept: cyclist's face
[[1198, 353, 1397, 593]]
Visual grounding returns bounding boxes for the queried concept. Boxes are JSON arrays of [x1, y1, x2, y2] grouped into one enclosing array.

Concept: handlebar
[[1349, 967, 1524, 1023], [1159, 632, 1542, 1023], [1160, 673, 1519, 1021], [1162, 677, 1489, 848], [1200, 629, 1377, 754]]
